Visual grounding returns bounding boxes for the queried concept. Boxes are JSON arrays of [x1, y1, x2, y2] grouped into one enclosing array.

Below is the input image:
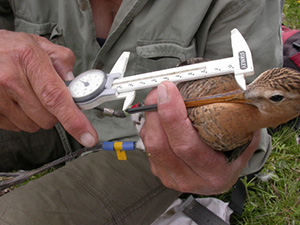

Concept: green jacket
[[0, 0, 283, 175]]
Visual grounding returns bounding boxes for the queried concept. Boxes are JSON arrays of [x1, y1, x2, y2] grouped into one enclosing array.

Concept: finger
[[34, 75, 97, 146], [34, 35, 76, 81], [143, 83, 205, 168], [148, 161, 179, 189], [17, 97, 59, 130], [0, 64, 59, 130], [156, 82, 221, 163], [142, 109, 202, 192], [0, 115, 21, 132], [37, 77, 98, 147], [229, 130, 261, 171], [0, 97, 40, 132], [141, 110, 171, 162], [143, 88, 188, 164], [157, 82, 202, 146], [149, 156, 221, 194]]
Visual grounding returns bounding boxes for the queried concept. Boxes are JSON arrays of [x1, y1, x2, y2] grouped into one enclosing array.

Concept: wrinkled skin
[[0, 30, 98, 147], [140, 81, 260, 195]]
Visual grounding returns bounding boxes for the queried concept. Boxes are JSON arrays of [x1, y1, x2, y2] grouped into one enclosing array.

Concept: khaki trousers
[[0, 129, 180, 225]]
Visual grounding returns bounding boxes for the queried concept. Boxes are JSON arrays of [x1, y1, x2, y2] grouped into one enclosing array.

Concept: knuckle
[[13, 42, 37, 66], [25, 125, 41, 133], [40, 118, 58, 130], [62, 116, 82, 132], [143, 136, 163, 155], [40, 82, 66, 110], [139, 126, 146, 139], [144, 89, 157, 105], [36, 34, 75, 66], [206, 176, 229, 194], [161, 180, 175, 190], [173, 145, 194, 160], [173, 177, 196, 193], [61, 47, 75, 61], [52, 46, 75, 66], [142, 135, 154, 150], [140, 126, 164, 151], [10, 44, 44, 78], [177, 184, 193, 193], [0, 71, 16, 89]]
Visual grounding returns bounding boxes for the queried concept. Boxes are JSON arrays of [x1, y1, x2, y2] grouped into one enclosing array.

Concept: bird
[[177, 58, 300, 161]]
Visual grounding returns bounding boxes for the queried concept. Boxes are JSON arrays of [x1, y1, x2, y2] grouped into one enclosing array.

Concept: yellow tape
[[114, 142, 123, 150], [116, 150, 127, 160], [114, 142, 127, 160]]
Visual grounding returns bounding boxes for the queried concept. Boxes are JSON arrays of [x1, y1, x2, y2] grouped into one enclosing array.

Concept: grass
[[283, 0, 300, 29], [229, 126, 300, 224]]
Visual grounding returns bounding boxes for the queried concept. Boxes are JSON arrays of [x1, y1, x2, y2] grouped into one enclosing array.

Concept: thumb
[[157, 81, 188, 121], [157, 82, 197, 144]]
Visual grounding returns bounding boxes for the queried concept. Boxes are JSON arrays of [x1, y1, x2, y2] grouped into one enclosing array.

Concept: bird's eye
[[269, 94, 284, 102]]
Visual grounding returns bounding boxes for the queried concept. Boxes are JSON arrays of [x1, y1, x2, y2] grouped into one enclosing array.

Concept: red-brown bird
[[177, 58, 300, 161]]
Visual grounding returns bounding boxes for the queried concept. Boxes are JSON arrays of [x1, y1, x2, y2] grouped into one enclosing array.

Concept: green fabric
[[0, 149, 180, 225], [0, 128, 66, 172], [0, 0, 283, 224]]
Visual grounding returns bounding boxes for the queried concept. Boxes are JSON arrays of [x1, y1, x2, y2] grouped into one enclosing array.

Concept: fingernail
[[80, 133, 95, 147], [65, 71, 75, 81], [157, 83, 169, 104]]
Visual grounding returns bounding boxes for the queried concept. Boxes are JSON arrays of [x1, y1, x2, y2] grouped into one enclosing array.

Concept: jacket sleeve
[[196, 0, 283, 175], [0, 0, 14, 30]]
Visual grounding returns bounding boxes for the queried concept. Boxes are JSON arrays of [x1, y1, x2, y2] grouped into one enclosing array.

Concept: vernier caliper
[[68, 28, 254, 111]]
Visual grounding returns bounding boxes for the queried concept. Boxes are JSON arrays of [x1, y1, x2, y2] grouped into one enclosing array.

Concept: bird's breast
[[177, 73, 258, 152]]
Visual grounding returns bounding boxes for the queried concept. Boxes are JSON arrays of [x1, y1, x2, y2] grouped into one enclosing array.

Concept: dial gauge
[[68, 70, 107, 103]]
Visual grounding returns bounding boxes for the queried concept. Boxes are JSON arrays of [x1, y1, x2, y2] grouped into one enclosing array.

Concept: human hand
[[140, 81, 260, 195], [0, 30, 97, 147]]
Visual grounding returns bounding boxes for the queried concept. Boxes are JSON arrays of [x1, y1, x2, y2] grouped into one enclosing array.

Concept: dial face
[[68, 70, 107, 103]]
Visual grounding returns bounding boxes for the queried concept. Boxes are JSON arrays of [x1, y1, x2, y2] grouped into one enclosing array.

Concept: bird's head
[[183, 67, 300, 127], [244, 67, 300, 126]]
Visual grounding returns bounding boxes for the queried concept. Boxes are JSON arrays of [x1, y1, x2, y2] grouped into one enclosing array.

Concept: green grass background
[[283, 0, 300, 29]]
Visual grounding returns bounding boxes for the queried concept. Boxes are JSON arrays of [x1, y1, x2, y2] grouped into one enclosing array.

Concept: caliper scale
[[68, 29, 254, 111]]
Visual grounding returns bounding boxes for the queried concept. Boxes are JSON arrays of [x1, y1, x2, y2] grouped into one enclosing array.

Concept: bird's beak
[[184, 89, 251, 108]]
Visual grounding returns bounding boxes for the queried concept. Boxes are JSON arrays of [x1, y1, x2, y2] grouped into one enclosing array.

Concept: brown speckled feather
[[177, 59, 300, 161]]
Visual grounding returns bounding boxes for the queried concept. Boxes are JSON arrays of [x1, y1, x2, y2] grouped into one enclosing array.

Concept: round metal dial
[[68, 69, 107, 103]]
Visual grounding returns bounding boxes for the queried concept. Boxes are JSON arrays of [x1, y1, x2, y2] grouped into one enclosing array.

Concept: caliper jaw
[[231, 28, 254, 90], [107, 52, 136, 110]]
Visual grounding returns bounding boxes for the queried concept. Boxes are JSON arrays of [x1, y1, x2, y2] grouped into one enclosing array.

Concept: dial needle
[[80, 79, 89, 87]]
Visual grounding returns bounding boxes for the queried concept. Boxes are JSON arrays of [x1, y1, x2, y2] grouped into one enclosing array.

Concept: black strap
[[229, 174, 255, 215], [179, 173, 256, 224], [179, 195, 229, 225]]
